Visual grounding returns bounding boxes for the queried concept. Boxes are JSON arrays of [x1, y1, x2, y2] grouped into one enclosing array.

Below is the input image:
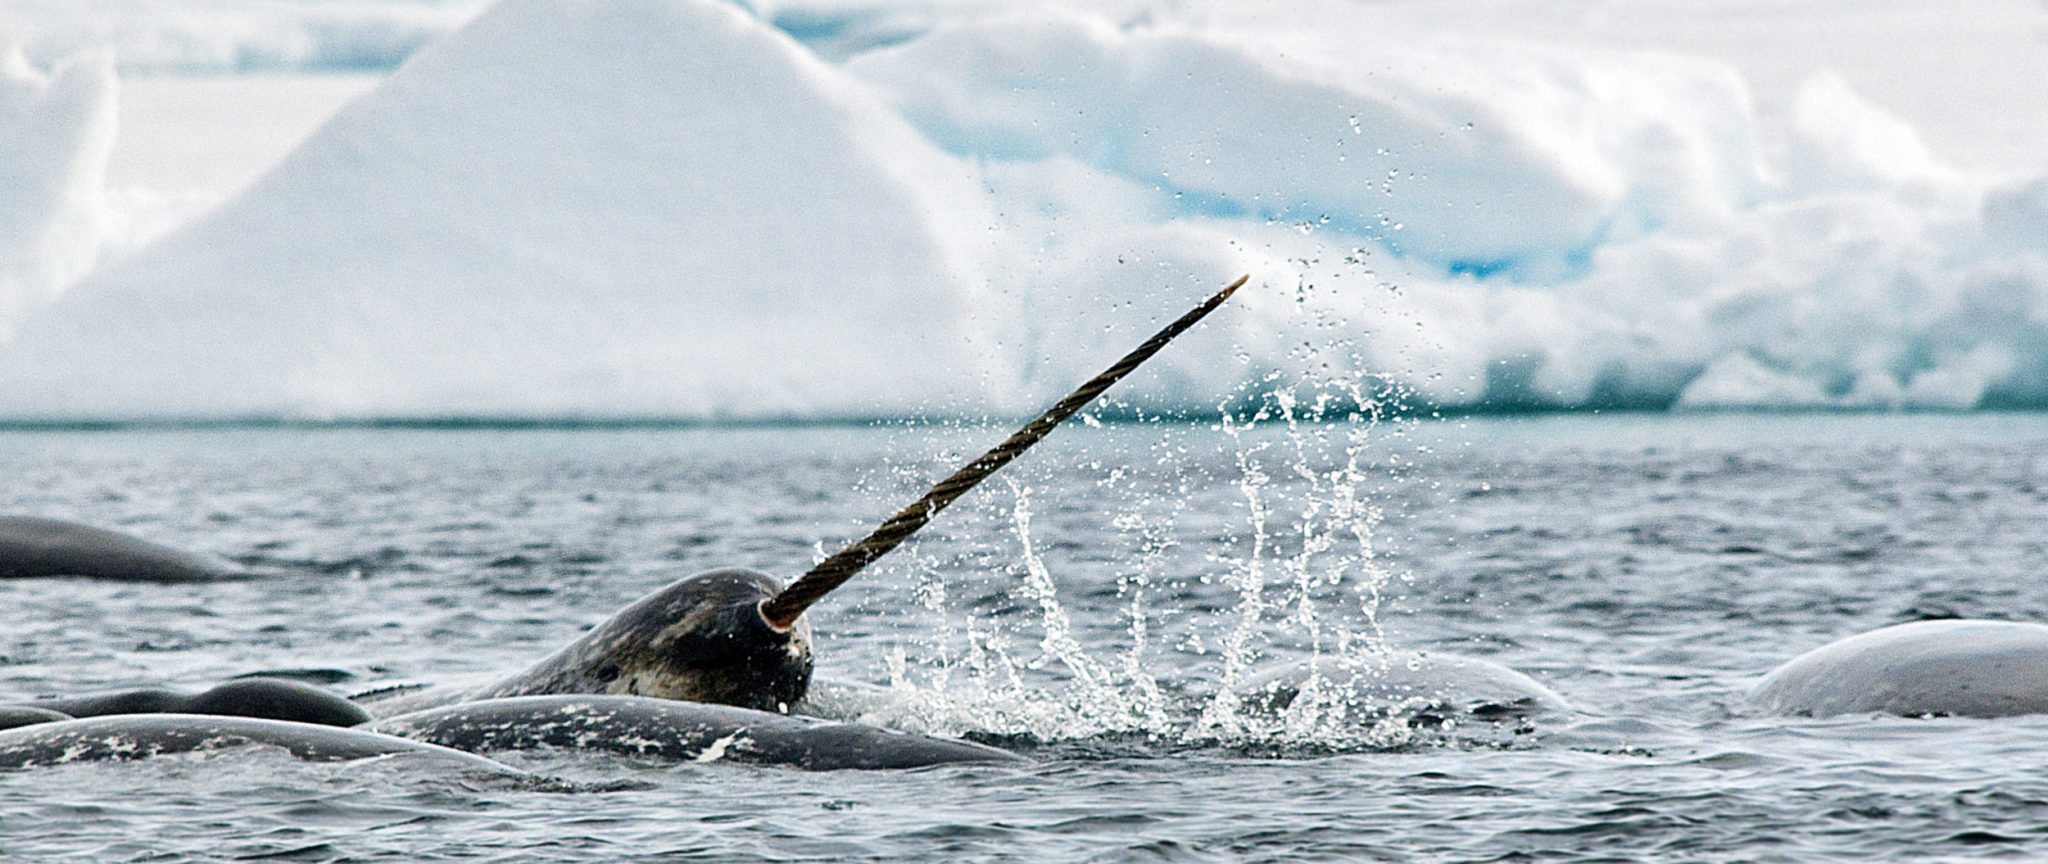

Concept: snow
[[0, 47, 115, 340], [4, 0, 2048, 418]]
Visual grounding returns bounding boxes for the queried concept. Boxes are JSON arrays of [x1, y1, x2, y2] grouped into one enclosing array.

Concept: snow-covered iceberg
[[0, 47, 115, 340], [0, 0, 1003, 419], [832, 7, 2048, 411]]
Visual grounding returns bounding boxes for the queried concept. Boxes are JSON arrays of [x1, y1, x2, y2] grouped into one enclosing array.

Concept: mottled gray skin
[[1752, 619, 2048, 718], [0, 706, 71, 731], [360, 569, 813, 717], [20, 679, 370, 727], [0, 714, 518, 772], [370, 695, 1022, 770], [0, 515, 247, 582]]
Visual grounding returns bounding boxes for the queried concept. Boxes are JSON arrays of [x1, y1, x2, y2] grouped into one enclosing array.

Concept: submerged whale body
[[0, 696, 1015, 771], [359, 568, 813, 717], [18, 678, 370, 727], [0, 515, 248, 582], [0, 706, 71, 731], [1752, 619, 2048, 718], [370, 694, 1023, 770], [346, 579, 1020, 769], [0, 714, 518, 772], [1243, 652, 1571, 722]]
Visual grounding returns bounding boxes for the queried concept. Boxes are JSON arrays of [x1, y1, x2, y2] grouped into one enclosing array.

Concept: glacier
[[1, 0, 2047, 418]]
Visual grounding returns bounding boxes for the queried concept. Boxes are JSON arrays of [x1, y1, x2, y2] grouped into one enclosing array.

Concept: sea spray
[[1008, 480, 1119, 699], [861, 372, 1437, 750], [1108, 500, 1177, 734], [1193, 408, 1273, 737]]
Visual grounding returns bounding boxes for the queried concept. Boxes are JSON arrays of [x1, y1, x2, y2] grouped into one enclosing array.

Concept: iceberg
[[0, 0, 1001, 419], [0, 47, 115, 340]]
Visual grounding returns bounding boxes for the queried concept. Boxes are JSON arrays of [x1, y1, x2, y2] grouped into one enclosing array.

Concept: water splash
[[856, 370, 1457, 752]]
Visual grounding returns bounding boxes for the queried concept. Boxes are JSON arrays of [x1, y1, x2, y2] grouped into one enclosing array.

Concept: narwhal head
[[508, 276, 1246, 714], [568, 568, 812, 712]]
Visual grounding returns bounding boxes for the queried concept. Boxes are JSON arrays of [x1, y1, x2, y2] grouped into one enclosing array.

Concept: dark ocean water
[[6, 414, 2048, 861]]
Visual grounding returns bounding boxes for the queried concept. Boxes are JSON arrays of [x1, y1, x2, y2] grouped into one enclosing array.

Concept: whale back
[[0, 714, 518, 771], [0, 706, 70, 731], [0, 515, 246, 582], [22, 679, 371, 728], [371, 694, 1021, 770], [1752, 619, 2048, 718]]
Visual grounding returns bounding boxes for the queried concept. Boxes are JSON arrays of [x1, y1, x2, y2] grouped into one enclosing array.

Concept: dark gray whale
[[0, 714, 518, 772], [369, 694, 1021, 770], [19, 678, 370, 727], [0, 515, 247, 582]]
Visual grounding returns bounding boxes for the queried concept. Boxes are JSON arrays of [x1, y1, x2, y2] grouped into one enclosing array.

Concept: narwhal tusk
[[759, 273, 1251, 631]]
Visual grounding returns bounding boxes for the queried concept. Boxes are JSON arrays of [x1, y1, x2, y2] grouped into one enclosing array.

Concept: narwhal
[[352, 276, 1252, 718], [1, 277, 1247, 771]]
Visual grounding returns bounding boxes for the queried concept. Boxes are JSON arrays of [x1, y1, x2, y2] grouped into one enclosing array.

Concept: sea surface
[[5, 412, 2048, 861]]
